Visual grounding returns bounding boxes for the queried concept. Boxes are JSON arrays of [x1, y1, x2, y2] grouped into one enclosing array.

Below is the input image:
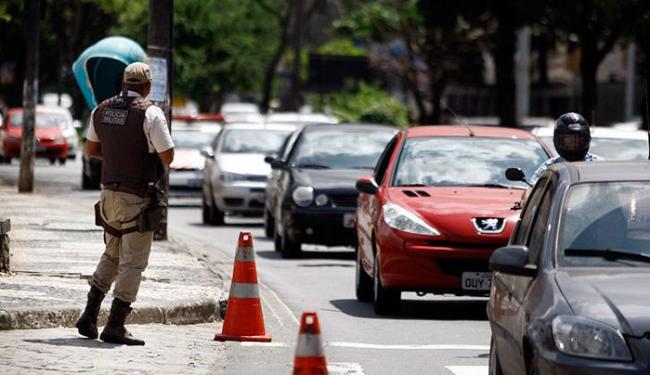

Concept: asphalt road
[[0, 157, 492, 375]]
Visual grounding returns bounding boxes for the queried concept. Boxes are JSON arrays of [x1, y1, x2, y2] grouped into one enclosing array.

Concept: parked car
[[532, 126, 649, 160], [354, 125, 551, 314], [220, 102, 263, 123], [488, 161, 650, 375], [265, 124, 397, 258], [201, 122, 297, 225], [39, 106, 78, 160], [0, 107, 69, 165], [169, 117, 222, 191], [265, 112, 338, 124]]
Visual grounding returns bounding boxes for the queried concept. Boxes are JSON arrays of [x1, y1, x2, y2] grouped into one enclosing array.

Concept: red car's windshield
[[10, 113, 66, 129], [392, 136, 548, 188]]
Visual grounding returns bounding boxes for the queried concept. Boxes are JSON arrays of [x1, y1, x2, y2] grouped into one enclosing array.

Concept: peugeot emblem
[[471, 217, 506, 234]]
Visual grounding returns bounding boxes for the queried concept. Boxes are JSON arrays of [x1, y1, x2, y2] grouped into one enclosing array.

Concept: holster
[[135, 185, 166, 232], [94, 201, 138, 237]]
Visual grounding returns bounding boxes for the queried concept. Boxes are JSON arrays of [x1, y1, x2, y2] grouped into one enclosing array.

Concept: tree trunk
[[18, 0, 40, 193], [260, 29, 289, 114], [285, 0, 303, 111], [495, 4, 517, 127], [580, 35, 599, 124]]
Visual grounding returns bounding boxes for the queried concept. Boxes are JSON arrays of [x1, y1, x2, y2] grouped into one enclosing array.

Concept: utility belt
[[94, 181, 166, 237]]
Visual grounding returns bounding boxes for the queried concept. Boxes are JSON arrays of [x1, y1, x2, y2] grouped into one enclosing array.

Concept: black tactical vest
[[92, 93, 163, 188]]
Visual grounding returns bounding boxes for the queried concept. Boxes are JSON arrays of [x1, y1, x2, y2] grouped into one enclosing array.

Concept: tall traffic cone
[[293, 312, 328, 375], [214, 232, 271, 342]]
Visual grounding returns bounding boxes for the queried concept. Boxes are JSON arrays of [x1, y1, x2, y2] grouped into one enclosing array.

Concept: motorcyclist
[[530, 112, 602, 184]]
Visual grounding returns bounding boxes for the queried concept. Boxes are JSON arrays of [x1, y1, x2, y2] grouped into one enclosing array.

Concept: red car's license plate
[[461, 272, 492, 291]]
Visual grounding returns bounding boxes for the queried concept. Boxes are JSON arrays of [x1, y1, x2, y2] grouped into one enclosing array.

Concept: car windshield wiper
[[395, 184, 428, 187], [564, 248, 650, 264], [464, 183, 514, 189], [295, 163, 331, 169]]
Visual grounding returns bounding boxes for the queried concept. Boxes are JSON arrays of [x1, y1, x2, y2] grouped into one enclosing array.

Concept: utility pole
[[287, 0, 303, 111], [515, 27, 531, 127], [18, 0, 40, 193], [148, 0, 173, 241], [624, 43, 636, 121]]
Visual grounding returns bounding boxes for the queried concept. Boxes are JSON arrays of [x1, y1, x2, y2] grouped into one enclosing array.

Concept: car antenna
[[446, 105, 474, 137]]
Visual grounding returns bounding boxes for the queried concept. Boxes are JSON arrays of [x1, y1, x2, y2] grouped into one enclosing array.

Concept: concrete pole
[[18, 0, 40, 193], [148, 0, 173, 241], [624, 43, 636, 121], [515, 27, 531, 126]]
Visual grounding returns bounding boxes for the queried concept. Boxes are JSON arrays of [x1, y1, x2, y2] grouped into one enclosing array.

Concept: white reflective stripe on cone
[[295, 333, 326, 357], [235, 246, 255, 262], [229, 282, 260, 298]]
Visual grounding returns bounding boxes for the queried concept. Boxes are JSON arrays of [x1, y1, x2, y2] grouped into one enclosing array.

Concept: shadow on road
[[330, 298, 488, 321], [187, 222, 263, 229], [23, 337, 121, 349], [255, 250, 355, 261]]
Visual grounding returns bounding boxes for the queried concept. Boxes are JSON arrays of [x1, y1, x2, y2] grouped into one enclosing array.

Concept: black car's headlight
[[552, 315, 632, 361], [292, 186, 314, 207]]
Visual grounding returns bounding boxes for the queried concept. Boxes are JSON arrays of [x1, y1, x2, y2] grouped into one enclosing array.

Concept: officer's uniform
[[76, 62, 173, 346]]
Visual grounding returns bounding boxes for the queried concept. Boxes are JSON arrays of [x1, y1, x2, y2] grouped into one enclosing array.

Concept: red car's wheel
[[372, 252, 400, 315], [355, 246, 373, 302]]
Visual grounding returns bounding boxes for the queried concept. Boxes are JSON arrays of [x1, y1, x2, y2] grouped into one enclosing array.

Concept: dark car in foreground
[[488, 161, 650, 375], [265, 124, 397, 258]]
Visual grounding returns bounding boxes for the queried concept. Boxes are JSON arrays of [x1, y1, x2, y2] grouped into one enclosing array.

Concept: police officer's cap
[[123, 62, 152, 84]]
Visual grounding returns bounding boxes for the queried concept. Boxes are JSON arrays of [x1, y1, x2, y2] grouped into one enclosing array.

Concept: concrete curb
[[0, 297, 223, 330]]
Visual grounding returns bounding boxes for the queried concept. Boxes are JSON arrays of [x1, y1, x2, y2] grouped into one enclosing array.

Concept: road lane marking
[[329, 342, 489, 351], [446, 366, 488, 375], [259, 281, 300, 326], [329, 362, 365, 375], [241, 342, 290, 347]]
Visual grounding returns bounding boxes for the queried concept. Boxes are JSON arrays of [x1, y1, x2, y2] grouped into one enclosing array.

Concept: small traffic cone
[[293, 312, 328, 375], [214, 232, 271, 342]]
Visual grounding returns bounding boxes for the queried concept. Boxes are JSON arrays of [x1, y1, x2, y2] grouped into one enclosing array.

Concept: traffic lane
[[168, 207, 491, 375]]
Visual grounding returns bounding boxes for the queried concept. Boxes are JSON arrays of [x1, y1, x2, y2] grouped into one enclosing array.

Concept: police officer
[[530, 112, 601, 184], [76, 62, 174, 345]]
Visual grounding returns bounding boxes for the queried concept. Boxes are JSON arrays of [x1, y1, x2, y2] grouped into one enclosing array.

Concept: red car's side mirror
[[356, 176, 379, 195]]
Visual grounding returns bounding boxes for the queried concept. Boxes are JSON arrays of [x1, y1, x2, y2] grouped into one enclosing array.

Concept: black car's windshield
[[541, 136, 648, 160], [559, 182, 650, 267], [221, 129, 292, 154], [392, 137, 548, 188], [172, 130, 218, 149], [292, 129, 394, 169]]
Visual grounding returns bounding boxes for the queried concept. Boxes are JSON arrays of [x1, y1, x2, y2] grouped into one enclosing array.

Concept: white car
[[169, 123, 221, 191], [201, 122, 297, 225], [265, 112, 338, 124], [220, 102, 263, 123], [532, 126, 649, 160]]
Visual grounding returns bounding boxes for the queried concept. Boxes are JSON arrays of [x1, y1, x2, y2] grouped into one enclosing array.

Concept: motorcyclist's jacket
[[92, 93, 162, 189]]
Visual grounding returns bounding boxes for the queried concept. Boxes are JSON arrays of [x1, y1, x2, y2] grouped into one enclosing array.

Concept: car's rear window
[[172, 129, 218, 149], [392, 136, 548, 188], [540, 136, 648, 161], [292, 129, 394, 170], [10, 113, 66, 129], [559, 182, 650, 267], [221, 129, 291, 154]]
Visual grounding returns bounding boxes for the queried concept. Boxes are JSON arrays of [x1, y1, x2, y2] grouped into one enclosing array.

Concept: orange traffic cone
[[214, 232, 271, 342], [293, 312, 328, 375]]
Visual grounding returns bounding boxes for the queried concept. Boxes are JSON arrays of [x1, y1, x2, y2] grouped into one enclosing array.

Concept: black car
[[264, 124, 397, 258], [488, 161, 650, 375]]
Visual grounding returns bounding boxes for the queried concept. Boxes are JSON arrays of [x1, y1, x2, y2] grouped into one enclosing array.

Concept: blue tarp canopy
[[72, 36, 146, 110]]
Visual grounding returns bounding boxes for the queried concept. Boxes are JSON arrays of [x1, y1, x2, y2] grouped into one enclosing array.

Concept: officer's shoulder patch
[[101, 108, 128, 126]]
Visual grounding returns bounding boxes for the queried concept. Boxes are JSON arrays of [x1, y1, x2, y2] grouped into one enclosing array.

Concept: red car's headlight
[[382, 203, 440, 236]]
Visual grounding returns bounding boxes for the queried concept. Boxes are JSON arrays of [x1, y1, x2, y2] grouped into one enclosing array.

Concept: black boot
[[100, 298, 145, 346], [76, 286, 105, 339]]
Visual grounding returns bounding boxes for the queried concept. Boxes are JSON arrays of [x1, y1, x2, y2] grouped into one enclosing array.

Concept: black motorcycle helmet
[[553, 112, 591, 161]]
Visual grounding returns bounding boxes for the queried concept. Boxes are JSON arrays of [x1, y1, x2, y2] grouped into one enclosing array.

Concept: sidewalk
[[0, 184, 226, 330]]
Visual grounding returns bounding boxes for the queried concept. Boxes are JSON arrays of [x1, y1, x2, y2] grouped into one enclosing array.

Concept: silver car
[[201, 122, 297, 225]]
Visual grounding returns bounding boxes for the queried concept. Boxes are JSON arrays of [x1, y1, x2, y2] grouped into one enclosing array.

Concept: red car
[[0, 108, 69, 165], [354, 125, 551, 314]]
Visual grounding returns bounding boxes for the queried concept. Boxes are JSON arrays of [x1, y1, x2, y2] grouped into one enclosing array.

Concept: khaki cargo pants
[[90, 189, 153, 303]]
